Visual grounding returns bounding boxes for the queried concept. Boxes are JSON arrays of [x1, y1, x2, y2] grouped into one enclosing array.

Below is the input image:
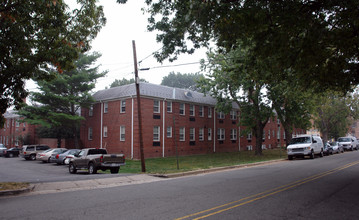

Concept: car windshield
[[290, 137, 311, 144], [338, 137, 351, 142]]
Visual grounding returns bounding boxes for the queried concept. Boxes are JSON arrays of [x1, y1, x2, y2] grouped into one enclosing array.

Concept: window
[[120, 126, 125, 141], [167, 101, 172, 112], [89, 105, 93, 116], [230, 129, 237, 140], [208, 128, 212, 141], [247, 132, 252, 140], [199, 106, 204, 117], [103, 126, 108, 137], [180, 103, 185, 115], [153, 126, 160, 141], [262, 130, 265, 140], [189, 104, 195, 116], [15, 120, 20, 127], [277, 130, 280, 139], [230, 110, 237, 120], [88, 127, 93, 140], [190, 128, 195, 141], [208, 107, 212, 118], [218, 112, 225, 119], [104, 102, 108, 113], [179, 127, 185, 141], [121, 100, 126, 113], [217, 128, 225, 140], [154, 100, 160, 113], [167, 126, 172, 138], [268, 130, 271, 140], [199, 128, 204, 141]]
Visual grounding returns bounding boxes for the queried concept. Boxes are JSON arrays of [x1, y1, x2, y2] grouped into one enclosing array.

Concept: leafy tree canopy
[[117, 1, 359, 94], [0, 0, 106, 126], [161, 72, 204, 91], [109, 77, 148, 88]]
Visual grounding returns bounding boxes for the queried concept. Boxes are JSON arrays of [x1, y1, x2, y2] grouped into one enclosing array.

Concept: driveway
[[0, 156, 132, 183]]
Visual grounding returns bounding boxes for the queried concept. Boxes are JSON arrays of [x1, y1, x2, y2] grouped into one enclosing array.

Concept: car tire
[[319, 150, 324, 157], [30, 154, 36, 161], [88, 163, 97, 174], [69, 163, 77, 174], [9, 153, 14, 158], [310, 150, 315, 159], [288, 155, 293, 160], [110, 167, 119, 174]]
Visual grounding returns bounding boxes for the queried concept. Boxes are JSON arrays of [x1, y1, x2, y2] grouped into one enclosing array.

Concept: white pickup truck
[[68, 148, 125, 174]]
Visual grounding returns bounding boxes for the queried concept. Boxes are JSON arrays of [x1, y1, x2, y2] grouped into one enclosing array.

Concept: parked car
[[287, 135, 324, 160], [0, 144, 7, 156], [329, 141, 343, 154], [337, 137, 358, 151], [37, 148, 67, 163], [50, 149, 81, 165], [3, 147, 22, 157], [20, 145, 50, 160], [323, 143, 333, 156]]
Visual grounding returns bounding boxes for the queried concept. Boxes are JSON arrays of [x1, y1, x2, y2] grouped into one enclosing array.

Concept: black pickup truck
[[68, 148, 125, 174]]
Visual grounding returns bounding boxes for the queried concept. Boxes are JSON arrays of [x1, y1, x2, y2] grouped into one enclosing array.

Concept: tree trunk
[[254, 122, 264, 156]]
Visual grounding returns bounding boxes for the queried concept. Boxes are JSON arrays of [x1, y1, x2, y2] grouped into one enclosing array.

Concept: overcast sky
[[26, 0, 207, 93]]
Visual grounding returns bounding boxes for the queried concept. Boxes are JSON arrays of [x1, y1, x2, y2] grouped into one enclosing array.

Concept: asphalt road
[[0, 156, 132, 183], [1, 151, 359, 219]]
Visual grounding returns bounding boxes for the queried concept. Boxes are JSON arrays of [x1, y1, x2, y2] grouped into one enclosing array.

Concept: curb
[[0, 184, 35, 197], [152, 159, 286, 178]]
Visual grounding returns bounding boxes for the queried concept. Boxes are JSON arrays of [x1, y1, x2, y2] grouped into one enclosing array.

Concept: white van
[[337, 137, 359, 151], [287, 135, 324, 160]]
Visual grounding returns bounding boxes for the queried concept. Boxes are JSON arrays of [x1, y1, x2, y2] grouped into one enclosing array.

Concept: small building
[[80, 83, 305, 159]]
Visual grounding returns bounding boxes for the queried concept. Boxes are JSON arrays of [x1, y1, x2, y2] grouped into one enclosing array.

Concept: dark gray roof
[[93, 83, 237, 107]]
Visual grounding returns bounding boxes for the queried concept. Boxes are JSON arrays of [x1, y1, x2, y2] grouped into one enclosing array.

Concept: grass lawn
[[117, 148, 287, 174]]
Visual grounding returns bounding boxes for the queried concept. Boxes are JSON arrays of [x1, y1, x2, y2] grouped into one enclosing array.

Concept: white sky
[[26, 0, 208, 93]]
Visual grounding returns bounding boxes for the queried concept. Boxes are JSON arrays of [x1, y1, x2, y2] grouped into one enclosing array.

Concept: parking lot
[[0, 156, 132, 183]]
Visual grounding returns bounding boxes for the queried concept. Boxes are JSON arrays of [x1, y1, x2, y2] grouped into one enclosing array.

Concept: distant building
[[80, 83, 305, 159]]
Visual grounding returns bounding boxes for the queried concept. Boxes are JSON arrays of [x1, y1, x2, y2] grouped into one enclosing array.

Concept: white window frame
[[179, 127, 185, 141], [89, 105, 93, 116], [208, 128, 212, 141], [199, 106, 204, 117], [217, 128, 225, 140], [153, 126, 160, 141], [120, 126, 125, 141], [189, 104, 195, 116], [180, 103, 185, 115], [167, 101, 172, 113], [167, 126, 172, 138], [199, 128, 204, 141], [88, 127, 93, 140], [268, 130, 271, 140], [230, 110, 237, 120], [104, 102, 108, 113], [230, 129, 237, 140], [121, 100, 126, 113], [208, 107, 212, 118], [247, 132, 252, 140], [190, 128, 195, 141], [103, 126, 108, 137], [154, 100, 160, 113], [15, 120, 20, 127], [218, 112, 225, 119]]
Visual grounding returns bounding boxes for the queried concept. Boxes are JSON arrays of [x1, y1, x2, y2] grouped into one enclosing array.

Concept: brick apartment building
[[80, 83, 306, 159]]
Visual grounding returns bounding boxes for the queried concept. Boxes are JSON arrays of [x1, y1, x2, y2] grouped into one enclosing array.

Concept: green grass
[[115, 148, 286, 174]]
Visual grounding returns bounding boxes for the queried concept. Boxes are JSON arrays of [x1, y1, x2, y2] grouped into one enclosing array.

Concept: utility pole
[[132, 40, 146, 172]]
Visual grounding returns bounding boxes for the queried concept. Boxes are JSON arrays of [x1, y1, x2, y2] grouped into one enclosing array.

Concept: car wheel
[[288, 155, 293, 160], [69, 163, 77, 174], [88, 163, 97, 174], [319, 150, 324, 157], [30, 154, 36, 161], [9, 153, 14, 158], [47, 157, 51, 163], [310, 150, 315, 159], [110, 167, 119, 174]]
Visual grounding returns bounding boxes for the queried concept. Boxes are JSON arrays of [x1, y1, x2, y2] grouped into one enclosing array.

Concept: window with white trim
[[103, 126, 108, 137], [120, 126, 125, 141], [217, 128, 225, 140], [179, 103, 185, 115], [89, 105, 93, 116], [230, 129, 237, 140], [189, 104, 195, 116], [247, 132, 252, 140], [104, 102, 108, 113], [167, 101, 172, 112], [179, 127, 185, 141], [230, 110, 237, 120], [199, 106, 204, 117], [208, 128, 212, 141], [268, 130, 271, 140], [153, 126, 160, 141], [190, 128, 195, 141], [199, 128, 204, 141], [154, 100, 160, 113], [218, 112, 225, 119], [88, 127, 93, 140], [208, 107, 212, 118], [121, 100, 126, 113], [167, 126, 172, 138], [15, 120, 20, 127]]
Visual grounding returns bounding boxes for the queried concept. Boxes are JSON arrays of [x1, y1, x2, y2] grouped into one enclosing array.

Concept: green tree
[[19, 52, 107, 148], [118, 1, 359, 93], [199, 43, 272, 156], [161, 72, 204, 91], [109, 77, 148, 88], [1, 0, 106, 126]]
